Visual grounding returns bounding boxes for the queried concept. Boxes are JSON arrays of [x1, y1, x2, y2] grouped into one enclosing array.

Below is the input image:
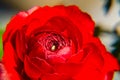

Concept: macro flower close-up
[[0, 5, 119, 80]]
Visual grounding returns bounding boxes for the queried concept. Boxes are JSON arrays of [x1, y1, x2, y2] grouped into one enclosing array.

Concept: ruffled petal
[[24, 56, 41, 79], [24, 56, 53, 79], [2, 42, 20, 80], [15, 30, 27, 61]]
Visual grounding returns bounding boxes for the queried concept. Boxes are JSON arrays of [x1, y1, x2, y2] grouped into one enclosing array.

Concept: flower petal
[[15, 30, 27, 61], [41, 73, 73, 80], [24, 56, 41, 79], [2, 42, 20, 80], [67, 50, 86, 64], [24, 56, 53, 79], [3, 11, 27, 43], [29, 57, 53, 73]]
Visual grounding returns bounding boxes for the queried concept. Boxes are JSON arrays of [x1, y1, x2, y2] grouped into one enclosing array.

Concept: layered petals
[[2, 5, 119, 80]]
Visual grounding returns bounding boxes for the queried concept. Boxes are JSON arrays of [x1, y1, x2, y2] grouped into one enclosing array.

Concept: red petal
[[29, 57, 53, 73], [67, 50, 86, 64], [27, 6, 40, 15], [28, 38, 45, 59], [47, 47, 72, 64], [83, 42, 104, 70], [24, 56, 53, 79], [3, 11, 27, 43], [104, 71, 114, 80], [15, 30, 27, 61], [41, 73, 73, 80], [2, 42, 16, 68], [24, 56, 41, 79]]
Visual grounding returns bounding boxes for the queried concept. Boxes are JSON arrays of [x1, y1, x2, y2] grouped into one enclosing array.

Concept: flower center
[[37, 32, 69, 52], [31, 32, 71, 62], [45, 39, 60, 52], [50, 42, 58, 51]]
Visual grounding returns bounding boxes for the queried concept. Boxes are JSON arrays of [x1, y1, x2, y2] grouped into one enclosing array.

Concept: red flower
[[2, 5, 119, 80]]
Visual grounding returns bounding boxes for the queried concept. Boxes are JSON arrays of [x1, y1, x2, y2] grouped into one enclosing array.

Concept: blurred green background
[[0, 29, 3, 59]]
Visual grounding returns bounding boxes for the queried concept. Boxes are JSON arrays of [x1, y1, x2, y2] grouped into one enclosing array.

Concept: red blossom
[[1, 5, 119, 80]]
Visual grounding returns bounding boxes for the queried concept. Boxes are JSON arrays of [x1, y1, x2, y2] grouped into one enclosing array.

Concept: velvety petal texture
[[1, 5, 119, 80]]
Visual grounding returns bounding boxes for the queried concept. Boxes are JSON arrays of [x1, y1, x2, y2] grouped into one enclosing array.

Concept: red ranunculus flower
[[1, 5, 119, 80]]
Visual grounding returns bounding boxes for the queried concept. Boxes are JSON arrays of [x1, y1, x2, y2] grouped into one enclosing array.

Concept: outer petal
[[41, 73, 73, 80], [24, 56, 53, 79], [23, 6, 94, 38], [24, 56, 41, 79], [3, 11, 28, 43], [15, 30, 27, 61], [104, 71, 114, 80], [2, 42, 20, 80]]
